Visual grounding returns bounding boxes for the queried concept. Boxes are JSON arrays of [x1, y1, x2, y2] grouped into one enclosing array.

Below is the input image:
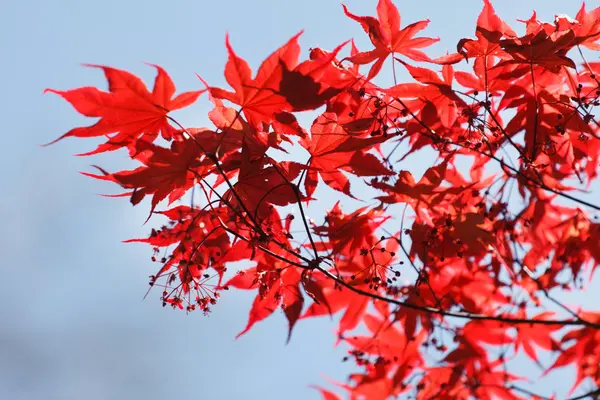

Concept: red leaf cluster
[[47, 0, 600, 398]]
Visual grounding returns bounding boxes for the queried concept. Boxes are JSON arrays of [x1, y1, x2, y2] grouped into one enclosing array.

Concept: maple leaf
[[573, 3, 600, 49], [302, 284, 370, 338], [208, 32, 302, 130], [205, 95, 268, 159], [278, 41, 354, 111], [498, 29, 577, 72], [345, 312, 425, 366], [226, 257, 304, 341], [512, 311, 562, 365], [388, 62, 467, 128], [454, 57, 528, 97], [226, 150, 303, 220], [342, 0, 438, 79], [45, 64, 204, 154], [302, 112, 393, 197], [222, 208, 303, 321], [372, 158, 449, 208], [457, 0, 516, 60], [545, 312, 600, 395], [313, 202, 389, 257], [415, 367, 468, 400], [82, 138, 206, 218]]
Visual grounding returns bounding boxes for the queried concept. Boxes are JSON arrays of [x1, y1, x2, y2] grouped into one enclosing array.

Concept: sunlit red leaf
[[45, 64, 204, 154]]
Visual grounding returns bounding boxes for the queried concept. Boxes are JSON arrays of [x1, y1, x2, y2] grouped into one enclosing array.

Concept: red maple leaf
[[573, 3, 600, 49], [457, 0, 516, 60], [301, 112, 393, 197], [545, 312, 600, 395], [207, 33, 302, 130], [223, 148, 303, 221], [388, 62, 467, 128], [278, 41, 355, 111], [342, 0, 439, 79], [224, 211, 307, 341], [498, 29, 577, 72], [45, 64, 204, 154], [302, 284, 370, 338], [82, 137, 207, 218]]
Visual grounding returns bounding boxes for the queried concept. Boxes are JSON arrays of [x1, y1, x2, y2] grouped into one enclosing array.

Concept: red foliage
[[47, 0, 600, 398]]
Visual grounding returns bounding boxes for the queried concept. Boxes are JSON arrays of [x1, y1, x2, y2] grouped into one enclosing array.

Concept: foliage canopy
[[47, 1, 600, 398]]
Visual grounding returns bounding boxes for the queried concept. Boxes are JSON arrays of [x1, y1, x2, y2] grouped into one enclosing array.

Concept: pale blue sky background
[[2, 0, 600, 399]]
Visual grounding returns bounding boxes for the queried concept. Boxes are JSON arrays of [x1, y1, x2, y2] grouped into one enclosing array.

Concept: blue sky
[[2, 0, 600, 399]]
